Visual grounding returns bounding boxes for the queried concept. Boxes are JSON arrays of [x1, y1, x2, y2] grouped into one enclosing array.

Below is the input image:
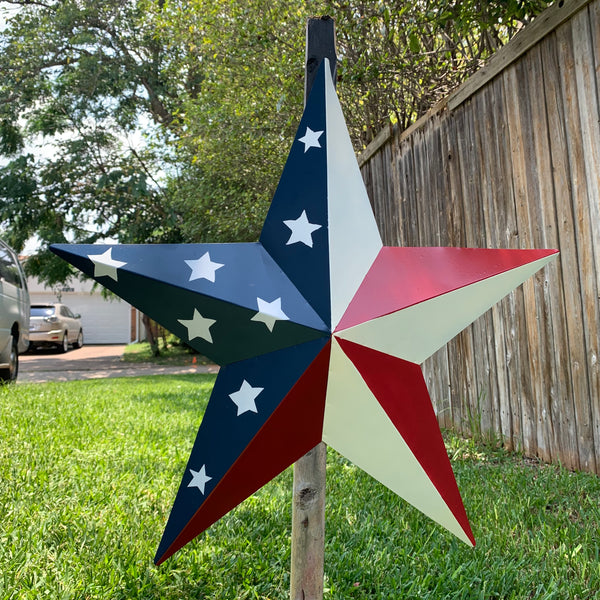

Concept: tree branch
[[128, 145, 167, 200]]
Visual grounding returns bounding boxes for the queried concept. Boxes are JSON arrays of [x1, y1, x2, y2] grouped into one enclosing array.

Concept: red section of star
[[337, 337, 475, 545], [337, 247, 558, 331]]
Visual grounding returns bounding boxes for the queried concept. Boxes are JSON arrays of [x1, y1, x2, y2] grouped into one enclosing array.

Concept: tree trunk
[[141, 313, 160, 356]]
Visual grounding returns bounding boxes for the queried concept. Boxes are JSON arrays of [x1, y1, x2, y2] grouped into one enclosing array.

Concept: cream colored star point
[[178, 308, 216, 343], [88, 248, 127, 281]]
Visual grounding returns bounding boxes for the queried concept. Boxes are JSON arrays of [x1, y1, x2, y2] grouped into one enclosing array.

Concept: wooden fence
[[358, 0, 600, 473]]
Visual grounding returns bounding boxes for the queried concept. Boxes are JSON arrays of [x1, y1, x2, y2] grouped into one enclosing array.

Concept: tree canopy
[[0, 0, 550, 284]]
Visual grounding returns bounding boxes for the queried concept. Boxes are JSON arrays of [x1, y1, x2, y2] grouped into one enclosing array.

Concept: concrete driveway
[[18, 345, 217, 383]]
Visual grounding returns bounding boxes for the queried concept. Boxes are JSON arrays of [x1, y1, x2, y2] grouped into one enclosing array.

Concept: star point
[[87, 248, 127, 281], [283, 210, 322, 248], [178, 308, 216, 343], [229, 380, 264, 416], [250, 297, 289, 332], [187, 465, 212, 494], [298, 126, 323, 152], [185, 252, 224, 282]]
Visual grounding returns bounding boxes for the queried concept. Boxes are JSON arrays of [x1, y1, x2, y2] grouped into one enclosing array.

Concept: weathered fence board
[[359, 0, 600, 473], [557, 14, 598, 473], [539, 31, 582, 471]]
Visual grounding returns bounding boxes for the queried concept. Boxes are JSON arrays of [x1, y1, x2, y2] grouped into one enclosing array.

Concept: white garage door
[[29, 293, 131, 344]]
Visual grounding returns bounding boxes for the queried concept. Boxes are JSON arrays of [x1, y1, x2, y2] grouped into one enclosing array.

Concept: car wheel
[[74, 330, 84, 349], [0, 335, 18, 383], [58, 333, 69, 353]]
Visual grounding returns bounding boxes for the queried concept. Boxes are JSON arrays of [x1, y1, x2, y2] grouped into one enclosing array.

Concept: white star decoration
[[283, 210, 322, 247], [187, 465, 212, 494], [87, 248, 127, 281], [250, 297, 289, 332], [185, 252, 224, 283], [178, 308, 216, 343], [229, 380, 264, 416], [298, 126, 323, 152]]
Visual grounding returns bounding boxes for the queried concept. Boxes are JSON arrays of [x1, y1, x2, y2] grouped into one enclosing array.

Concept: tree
[[330, 0, 550, 141], [150, 0, 551, 241], [0, 0, 550, 285], [0, 0, 186, 283]]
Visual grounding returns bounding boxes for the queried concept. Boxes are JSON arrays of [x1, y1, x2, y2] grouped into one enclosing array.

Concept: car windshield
[[31, 306, 55, 317]]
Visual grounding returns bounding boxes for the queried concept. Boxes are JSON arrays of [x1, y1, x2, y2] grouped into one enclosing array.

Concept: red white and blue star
[[51, 58, 557, 565]]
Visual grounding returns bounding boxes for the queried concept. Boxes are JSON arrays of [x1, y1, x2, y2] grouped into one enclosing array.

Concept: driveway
[[18, 345, 218, 383]]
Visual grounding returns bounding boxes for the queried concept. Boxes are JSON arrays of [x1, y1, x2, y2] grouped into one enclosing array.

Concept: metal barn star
[[52, 59, 557, 565]]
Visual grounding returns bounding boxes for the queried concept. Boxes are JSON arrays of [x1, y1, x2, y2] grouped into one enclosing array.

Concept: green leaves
[[408, 33, 421, 54], [0, 119, 23, 155], [0, 0, 550, 285], [0, 1, 189, 283]]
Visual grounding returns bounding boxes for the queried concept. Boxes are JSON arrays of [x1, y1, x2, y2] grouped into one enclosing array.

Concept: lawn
[[1, 375, 599, 599]]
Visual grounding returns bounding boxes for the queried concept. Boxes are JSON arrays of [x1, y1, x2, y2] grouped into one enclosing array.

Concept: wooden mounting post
[[290, 17, 336, 600]]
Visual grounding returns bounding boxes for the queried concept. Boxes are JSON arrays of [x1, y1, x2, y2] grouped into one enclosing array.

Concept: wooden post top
[[305, 17, 337, 102]]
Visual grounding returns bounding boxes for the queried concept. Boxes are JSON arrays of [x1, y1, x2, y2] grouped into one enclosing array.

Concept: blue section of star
[[260, 65, 330, 329], [154, 336, 329, 561], [51, 242, 329, 365]]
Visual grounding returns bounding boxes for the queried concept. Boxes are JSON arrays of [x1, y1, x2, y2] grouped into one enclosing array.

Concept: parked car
[[0, 240, 30, 382], [29, 303, 83, 353]]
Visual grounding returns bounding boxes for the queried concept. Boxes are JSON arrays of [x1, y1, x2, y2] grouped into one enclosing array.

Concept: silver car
[[0, 240, 30, 382], [29, 303, 84, 353]]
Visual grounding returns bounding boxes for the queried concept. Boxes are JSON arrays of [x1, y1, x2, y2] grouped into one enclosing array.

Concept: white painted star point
[[283, 210, 322, 248], [298, 126, 323, 152], [88, 248, 127, 281], [250, 297, 289, 332], [229, 380, 264, 416], [185, 252, 224, 283], [188, 465, 212, 494]]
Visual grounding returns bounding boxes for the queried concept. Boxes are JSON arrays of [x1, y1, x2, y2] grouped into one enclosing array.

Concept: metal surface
[[52, 58, 557, 566]]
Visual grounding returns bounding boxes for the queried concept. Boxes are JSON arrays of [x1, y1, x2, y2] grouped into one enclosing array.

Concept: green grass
[[1, 377, 599, 599]]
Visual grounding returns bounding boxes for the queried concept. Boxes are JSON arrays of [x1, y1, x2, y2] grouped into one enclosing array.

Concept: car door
[[0, 248, 12, 355], [61, 305, 79, 343], [0, 246, 20, 350], [0, 242, 29, 359], [14, 256, 30, 352]]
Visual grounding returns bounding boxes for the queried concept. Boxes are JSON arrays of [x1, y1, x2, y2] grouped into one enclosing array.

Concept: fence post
[[289, 17, 336, 600]]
